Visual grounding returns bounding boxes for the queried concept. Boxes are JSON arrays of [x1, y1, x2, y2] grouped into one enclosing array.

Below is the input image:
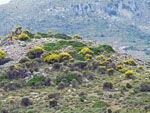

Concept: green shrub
[[43, 40, 86, 52], [92, 45, 115, 55], [57, 40, 86, 52], [0, 75, 7, 82], [27, 76, 50, 86], [37, 32, 49, 37], [55, 72, 82, 85], [92, 101, 107, 108], [34, 34, 42, 39], [54, 33, 72, 40], [23, 30, 34, 38]]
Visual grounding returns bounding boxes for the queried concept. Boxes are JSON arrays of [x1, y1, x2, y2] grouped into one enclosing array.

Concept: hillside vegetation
[[0, 27, 150, 113]]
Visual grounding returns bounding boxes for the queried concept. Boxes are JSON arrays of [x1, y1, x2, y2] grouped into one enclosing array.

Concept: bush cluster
[[18, 33, 30, 41], [78, 47, 93, 55], [27, 76, 51, 86], [43, 40, 86, 52], [43, 52, 72, 63], [92, 45, 115, 55], [124, 59, 136, 66], [27, 47, 44, 59], [54, 33, 72, 40], [125, 70, 134, 79], [0, 50, 6, 60]]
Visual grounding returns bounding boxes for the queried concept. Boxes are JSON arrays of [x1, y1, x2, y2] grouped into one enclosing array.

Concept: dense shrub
[[0, 50, 6, 60], [43, 54, 60, 63], [98, 66, 106, 74], [103, 82, 113, 90], [85, 54, 93, 60], [49, 100, 59, 108], [125, 70, 134, 79], [85, 72, 95, 80], [78, 47, 93, 55], [140, 82, 150, 92], [92, 45, 115, 55], [37, 33, 49, 37], [72, 35, 82, 39], [0, 58, 12, 65], [3, 82, 22, 91], [92, 101, 107, 108], [124, 59, 136, 66], [1, 109, 8, 113], [6, 66, 29, 79], [12, 35, 18, 40], [18, 33, 30, 41], [55, 72, 82, 86], [27, 76, 51, 86], [23, 30, 34, 38], [34, 34, 42, 39], [21, 98, 32, 107], [48, 93, 60, 99], [27, 47, 44, 59], [0, 75, 7, 82], [52, 63, 62, 70], [59, 52, 72, 61], [74, 61, 87, 70], [57, 82, 65, 90], [19, 57, 30, 63], [54, 33, 72, 40], [43, 40, 86, 52], [126, 83, 132, 89], [43, 43, 57, 51], [107, 68, 114, 75]]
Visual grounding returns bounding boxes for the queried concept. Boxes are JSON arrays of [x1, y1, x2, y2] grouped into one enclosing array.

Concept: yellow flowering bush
[[85, 54, 93, 60], [18, 33, 30, 41], [78, 47, 93, 55], [44, 54, 60, 63], [124, 59, 136, 66], [125, 70, 134, 79], [27, 47, 44, 59], [12, 36, 18, 40], [59, 52, 72, 61], [0, 50, 6, 59]]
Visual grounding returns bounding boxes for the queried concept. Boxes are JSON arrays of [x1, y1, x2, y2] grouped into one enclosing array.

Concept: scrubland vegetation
[[0, 27, 149, 113]]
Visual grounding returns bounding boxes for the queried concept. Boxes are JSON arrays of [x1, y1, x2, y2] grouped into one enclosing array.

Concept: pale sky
[[0, 0, 10, 5]]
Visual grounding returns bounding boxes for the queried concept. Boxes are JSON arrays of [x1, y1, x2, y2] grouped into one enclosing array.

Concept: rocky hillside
[[0, 0, 150, 61], [0, 27, 150, 113]]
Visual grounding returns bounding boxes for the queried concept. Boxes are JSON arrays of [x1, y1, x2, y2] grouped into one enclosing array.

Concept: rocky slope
[[0, 28, 150, 113]]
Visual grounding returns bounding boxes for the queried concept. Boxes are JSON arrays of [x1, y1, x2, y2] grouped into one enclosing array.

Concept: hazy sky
[[0, 0, 10, 5]]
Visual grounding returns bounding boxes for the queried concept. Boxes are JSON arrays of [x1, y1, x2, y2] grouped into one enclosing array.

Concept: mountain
[[0, 0, 150, 61]]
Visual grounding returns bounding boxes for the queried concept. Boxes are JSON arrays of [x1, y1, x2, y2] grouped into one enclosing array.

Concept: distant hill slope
[[0, 0, 150, 61]]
